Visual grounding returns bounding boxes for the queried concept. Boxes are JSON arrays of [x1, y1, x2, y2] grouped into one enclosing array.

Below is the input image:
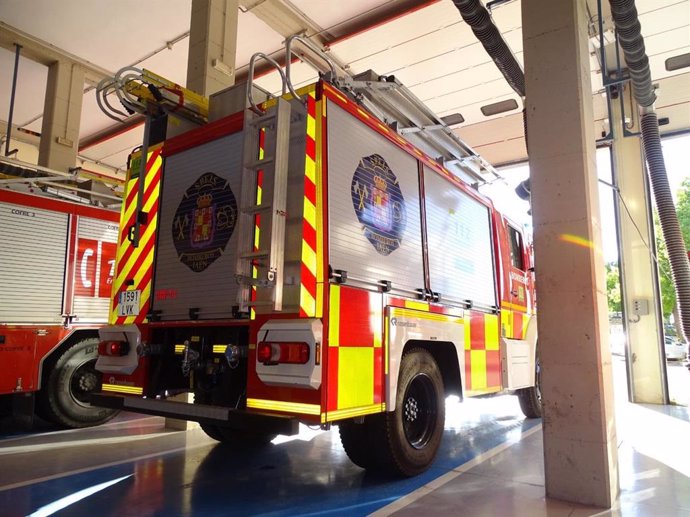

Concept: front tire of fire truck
[[517, 347, 542, 418], [38, 337, 118, 428], [379, 348, 445, 477]]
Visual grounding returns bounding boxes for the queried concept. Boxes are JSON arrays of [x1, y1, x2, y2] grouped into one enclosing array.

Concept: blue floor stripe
[[2, 397, 541, 516]]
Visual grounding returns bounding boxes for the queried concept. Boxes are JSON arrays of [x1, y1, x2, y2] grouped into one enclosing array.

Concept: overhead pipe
[[451, 0, 525, 97], [608, 0, 690, 341], [450, 0, 532, 197]]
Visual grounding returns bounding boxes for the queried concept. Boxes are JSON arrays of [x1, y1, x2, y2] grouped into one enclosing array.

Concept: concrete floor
[[0, 358, 688, 516]]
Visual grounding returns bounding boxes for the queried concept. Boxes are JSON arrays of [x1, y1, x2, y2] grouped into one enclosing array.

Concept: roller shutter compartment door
[[0, 202, 69, 323]]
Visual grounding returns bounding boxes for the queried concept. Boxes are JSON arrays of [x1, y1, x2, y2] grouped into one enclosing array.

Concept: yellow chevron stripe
[[300, 284, 316, 316], [305, 156, 316, 183], [121, 182, 138, 231], [307, 116, 316, 140], [112, 213, 158, 295], [302, 242, 317, 276], [303, 198, 316, 227], [119, 157, 161, 229]]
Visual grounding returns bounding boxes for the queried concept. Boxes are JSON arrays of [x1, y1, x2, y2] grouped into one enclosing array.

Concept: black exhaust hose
[[609, 0, 656, 108], [609, 0, 690, 340], [451, 0, 525, 97], [641, 113, 690, 339]]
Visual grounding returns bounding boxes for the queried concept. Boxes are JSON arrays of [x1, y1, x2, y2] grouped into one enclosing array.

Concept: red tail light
[[98, 340, 130, 357], [257, 341, 309, 364]]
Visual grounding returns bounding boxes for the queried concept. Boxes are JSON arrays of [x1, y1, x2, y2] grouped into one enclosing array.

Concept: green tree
[[655, 178, 690, 322], [606, 262, 621, 314]]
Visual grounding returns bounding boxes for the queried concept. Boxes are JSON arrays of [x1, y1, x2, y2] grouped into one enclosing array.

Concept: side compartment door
[[0, 201, 69, 323]]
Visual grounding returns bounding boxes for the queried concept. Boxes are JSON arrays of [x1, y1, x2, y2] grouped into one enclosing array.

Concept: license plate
[[118, 289, 141, 317]]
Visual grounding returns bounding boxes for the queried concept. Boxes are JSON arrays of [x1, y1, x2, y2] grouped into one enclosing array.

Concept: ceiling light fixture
[[441, 113, 465, 126], [480, 99, 518, 117], [665, 52, 690, 72]]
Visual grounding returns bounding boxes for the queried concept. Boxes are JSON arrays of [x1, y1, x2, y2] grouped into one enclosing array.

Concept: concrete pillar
[[38, 60, 84, 172], [522, 0, 619, 508], [611, 84, 668, 404], [186, 0, 239, 97]]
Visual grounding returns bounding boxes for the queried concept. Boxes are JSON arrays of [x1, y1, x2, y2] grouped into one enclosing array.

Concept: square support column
[[38, 60, 85, 172], [187, 0, 239, 96], [522, 0, 619, 507]]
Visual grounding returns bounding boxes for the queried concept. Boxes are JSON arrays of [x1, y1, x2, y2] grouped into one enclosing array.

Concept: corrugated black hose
[[609, 0, 690, 341], [451, 0, 525, 97], [640, 112, 690, 339]]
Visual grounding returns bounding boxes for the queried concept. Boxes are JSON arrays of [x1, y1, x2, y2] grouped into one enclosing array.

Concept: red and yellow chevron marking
[[299, 89, 319, 318], [464, 311, 501, 395], [250, 130, 266, 321], [109, 145, 162, 325], [325, 285, 385, 422]]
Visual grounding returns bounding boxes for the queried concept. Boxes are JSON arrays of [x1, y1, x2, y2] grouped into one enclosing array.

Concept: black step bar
[[91, 393, 299, 436]]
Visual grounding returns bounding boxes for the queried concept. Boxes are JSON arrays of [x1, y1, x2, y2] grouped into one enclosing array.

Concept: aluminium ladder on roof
[[268, 35, 504, 186]]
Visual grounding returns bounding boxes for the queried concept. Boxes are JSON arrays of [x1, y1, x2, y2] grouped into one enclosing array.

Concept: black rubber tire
[[199, 422, 226, 442], [37, 337, 118, 428], [194, 391, 275, 447], [216, 428, 276, 448], [339, 419, 376, 469], [377, 348, 445, 477], [517, 350, 542, 418]]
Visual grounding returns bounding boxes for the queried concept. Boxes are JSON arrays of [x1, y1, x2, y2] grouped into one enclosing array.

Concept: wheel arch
[[386, 338, 464, 412], [37, 328, 100, 391], [403, 340, 463, 399]]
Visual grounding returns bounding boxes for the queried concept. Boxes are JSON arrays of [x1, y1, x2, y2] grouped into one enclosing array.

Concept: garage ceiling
[[0, 0, 688, 176]]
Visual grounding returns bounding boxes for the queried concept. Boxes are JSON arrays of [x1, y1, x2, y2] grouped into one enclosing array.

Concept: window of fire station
[[508, 226, 525, 270]]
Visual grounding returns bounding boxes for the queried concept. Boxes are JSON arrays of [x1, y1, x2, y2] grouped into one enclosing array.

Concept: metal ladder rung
[[246, 156, 275, 170], [240, 250, 269, 260], [242, 203, 272, 215], [247, 112, 276, 128], [246, 300, 275, 307]]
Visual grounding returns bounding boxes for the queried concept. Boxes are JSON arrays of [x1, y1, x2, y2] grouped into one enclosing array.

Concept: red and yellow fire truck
[[92, 50, 539, 476], [0, 188, 119, 428]]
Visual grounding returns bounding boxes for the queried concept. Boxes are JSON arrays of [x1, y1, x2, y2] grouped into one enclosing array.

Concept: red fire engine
[[92, 46, 540, 476], [0, 188, 119, 428]]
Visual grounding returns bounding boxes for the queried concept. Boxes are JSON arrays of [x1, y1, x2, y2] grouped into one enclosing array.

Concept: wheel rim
[[69, 359, 100, 408], [402, 373, 437, 449]]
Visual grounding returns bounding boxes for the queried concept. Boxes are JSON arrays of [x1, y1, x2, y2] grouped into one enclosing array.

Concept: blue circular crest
[[351, 154, 407, 256], [172, 172, 237, 272]]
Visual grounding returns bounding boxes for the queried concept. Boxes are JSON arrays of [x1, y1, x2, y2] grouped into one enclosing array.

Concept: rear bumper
[[90, 393, 299, 436]]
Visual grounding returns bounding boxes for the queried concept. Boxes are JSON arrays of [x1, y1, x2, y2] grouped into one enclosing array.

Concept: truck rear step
[[90, 393, 299, 435]]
